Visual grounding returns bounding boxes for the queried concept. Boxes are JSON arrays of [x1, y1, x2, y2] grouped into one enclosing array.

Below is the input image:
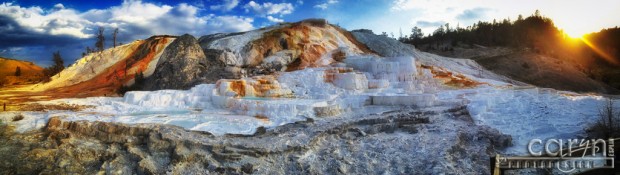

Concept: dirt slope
[[0, 57, 44, 85], [426, 47, 619, 94]]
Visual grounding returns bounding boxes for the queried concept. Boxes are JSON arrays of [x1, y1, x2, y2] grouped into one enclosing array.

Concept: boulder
[[143, 34, 209, 90]]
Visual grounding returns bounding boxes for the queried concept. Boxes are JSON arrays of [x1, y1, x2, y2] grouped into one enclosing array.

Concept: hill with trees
[[0, 57, 44, 86], [398, 10, 620, 93]]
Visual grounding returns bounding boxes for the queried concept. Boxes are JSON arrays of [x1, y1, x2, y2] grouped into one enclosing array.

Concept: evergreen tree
[[409, 26, 424, 44], [43, 51, 65, 80], [95, 27, 105, 52], [14, 66, 21, 76], [52, 51, 64, 71]]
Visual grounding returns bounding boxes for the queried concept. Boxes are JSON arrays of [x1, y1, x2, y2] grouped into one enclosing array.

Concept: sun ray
[[580, 37, 619, 65]]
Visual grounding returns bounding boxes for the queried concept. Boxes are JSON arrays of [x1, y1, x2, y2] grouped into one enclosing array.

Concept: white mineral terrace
[[1, 55, 617, 155]]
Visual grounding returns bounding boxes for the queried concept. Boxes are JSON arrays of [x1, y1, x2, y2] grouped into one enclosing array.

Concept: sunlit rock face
[[33, 36, 175, 93], [200, 19, 373, 72]]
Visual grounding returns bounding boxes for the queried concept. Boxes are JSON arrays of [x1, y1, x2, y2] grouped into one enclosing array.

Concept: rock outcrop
[[199, 19, 373, 73], [350, 29, 417, 57], [0, 106, 511, 174], [143, 34, 210, 90], [27, 36, 175, 98]]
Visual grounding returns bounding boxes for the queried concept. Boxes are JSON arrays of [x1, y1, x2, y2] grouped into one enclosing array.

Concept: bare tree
[[592, 99, 620, 138], [113, 28, 119, 48]]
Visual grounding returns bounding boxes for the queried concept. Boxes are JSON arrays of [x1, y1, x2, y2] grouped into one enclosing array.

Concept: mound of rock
[[144, 34, 210, 90], [0, 106, 511, 175]]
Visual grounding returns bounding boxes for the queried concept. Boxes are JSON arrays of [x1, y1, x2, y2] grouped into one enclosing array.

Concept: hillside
[[403, 13, 620, 94], [425, 46, 620, 93], [28, 36, 176, 97], [0, 57, 44, 86]]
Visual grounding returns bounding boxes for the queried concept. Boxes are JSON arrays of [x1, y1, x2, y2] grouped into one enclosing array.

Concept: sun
[[565, 31, 585, 39], [562, 27, 587, 39]]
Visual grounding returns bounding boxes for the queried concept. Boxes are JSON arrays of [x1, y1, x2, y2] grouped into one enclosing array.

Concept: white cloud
[[53, 3, 65, 10], [314, 4, 328, 10], [207, 16, 254, 33], [210, 0, 239, 11], [108, 0, 173, 24], [385, 0, 486, 34], [0, 0, 255, 41], [243, 1, 294, 16], [266, 16, 284, 23], [314, 0, 338, 10], [0, 2, 91, 38]]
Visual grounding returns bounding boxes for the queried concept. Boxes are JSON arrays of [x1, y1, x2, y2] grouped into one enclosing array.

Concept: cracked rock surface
[[0, 105, 510, 174]]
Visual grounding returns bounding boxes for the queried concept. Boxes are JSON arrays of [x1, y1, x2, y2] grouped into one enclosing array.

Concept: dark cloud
[[0, 15, 90, 66], [0, 15, 85, 48], [416, 20, 445, 27], [457, 7, 492, 20]]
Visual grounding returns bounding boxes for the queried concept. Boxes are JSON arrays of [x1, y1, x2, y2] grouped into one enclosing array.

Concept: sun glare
[[559, 25, 589, 39], [581, 37, 619, 65], [568, 34, 584, 39], [565, 31, 585, 39]]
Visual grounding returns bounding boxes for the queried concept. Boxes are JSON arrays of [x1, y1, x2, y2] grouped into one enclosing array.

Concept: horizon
[[1, 0, 619, 67]]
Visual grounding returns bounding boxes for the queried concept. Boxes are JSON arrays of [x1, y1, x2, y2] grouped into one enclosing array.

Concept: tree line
[[399, 10, 561, 52]]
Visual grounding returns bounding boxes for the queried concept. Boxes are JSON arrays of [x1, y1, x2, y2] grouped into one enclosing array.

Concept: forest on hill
[[396, 10, 620, 91]]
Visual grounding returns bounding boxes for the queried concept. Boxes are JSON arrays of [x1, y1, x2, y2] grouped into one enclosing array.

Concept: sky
[[0, 0, 619, 66]]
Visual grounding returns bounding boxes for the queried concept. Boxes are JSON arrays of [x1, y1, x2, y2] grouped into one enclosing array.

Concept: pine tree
[[52, 51, 64, 71], [43, 51, 65, 80], [410, 26, 424, 40], [95, 27, 105, 52], [14, 66, 21, 76]]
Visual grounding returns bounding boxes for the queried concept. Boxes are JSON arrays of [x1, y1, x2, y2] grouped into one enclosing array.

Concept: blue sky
[[1, 0, 619, 66]]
